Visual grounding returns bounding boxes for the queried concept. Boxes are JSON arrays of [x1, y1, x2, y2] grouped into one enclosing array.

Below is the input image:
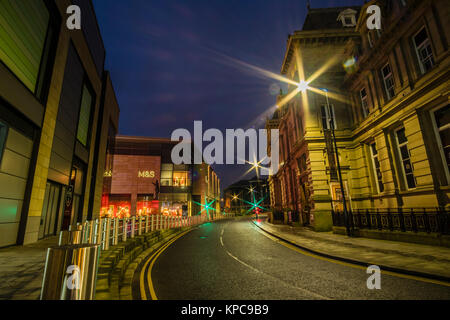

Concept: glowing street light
[[297, 80, 310, 92]]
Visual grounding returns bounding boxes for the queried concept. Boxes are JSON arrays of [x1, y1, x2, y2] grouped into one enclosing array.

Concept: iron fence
[[332, 208, 450, 235]]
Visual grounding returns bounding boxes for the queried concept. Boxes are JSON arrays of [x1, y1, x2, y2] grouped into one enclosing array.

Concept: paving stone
[[258, 221, 450, 279]]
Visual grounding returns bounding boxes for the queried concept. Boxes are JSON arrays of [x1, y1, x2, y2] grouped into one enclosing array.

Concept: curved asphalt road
[[136, 218, 450, 300]]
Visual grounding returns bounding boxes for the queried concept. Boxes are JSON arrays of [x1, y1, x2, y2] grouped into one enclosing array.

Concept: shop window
[[370, 143, 384, 193], [0, 121, 7, 164], [413, 27, 434, 74], [395, 128, 416, 189], [381, 63, 395, 100], [137, 194, 159, 216], [321, 105, 336, 130], [360, 88, 369, 118], [108, 194, 132, 218], [77, 84, 93, 147], [432, 105, 450, 181], [173, 171, 190, 187], [161, 163, 173, 186], [0, 1, 51, 96]]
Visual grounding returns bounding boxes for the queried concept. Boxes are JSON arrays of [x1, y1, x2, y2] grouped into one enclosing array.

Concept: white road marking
[[219, 221, 331, 300]]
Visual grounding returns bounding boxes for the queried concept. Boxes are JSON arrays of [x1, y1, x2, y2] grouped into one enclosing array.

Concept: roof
[[302, 6, 361, 31]]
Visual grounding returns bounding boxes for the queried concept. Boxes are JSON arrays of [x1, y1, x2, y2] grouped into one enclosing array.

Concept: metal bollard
[[88, 221, 94, 244], [138, 217, 143, 236], [59, 230, 82, 246], [40, 244, 100, 300], [151, 215, 155, 232], [104, 218, 111, 251], [81, 222, 88, 244], [131, 217, 135, 238], [113, 218, 119, 246], [145, 216, 149, 233], [94, 219, 103, 245], [123, 219, 128, 242]]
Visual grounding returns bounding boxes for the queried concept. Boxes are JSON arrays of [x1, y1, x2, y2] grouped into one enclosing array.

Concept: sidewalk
[[0, 237, 57, 300], [254, 219, 450, 281]]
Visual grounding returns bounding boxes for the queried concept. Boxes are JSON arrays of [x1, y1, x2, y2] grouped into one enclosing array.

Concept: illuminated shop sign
[[138, 170, 156, 178]]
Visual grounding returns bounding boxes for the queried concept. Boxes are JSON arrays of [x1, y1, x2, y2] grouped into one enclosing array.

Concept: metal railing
[[332, 208, 450, 235], [66, 213, 236, 251]]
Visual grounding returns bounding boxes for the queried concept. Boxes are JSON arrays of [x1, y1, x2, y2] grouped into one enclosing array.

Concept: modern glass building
[[101, 136, 221, 218], [0, 0, 119, 247]]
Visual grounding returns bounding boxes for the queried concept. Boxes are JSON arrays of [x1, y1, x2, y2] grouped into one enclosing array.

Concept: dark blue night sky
[[93, 0, 363, 189]]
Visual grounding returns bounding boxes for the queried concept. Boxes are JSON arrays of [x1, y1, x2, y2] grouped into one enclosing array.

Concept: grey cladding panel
[[72, 0, 105, 77], [50, 43, 85, 178]]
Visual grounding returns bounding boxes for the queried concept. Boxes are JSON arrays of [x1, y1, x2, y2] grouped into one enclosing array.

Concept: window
[[297, 154, 307, 174], [432, 105, 450, 179], [344, 17, 354, 26], [395, 128, 416, 189], [0, 1, 50, 94], [370, 143, 384, 193], [367, 32, 374, 48], [413, 27, 434, 74], [381, 63, 395, 100], [338, 9, 357, 27], [360, 88, 369, 118], [0, 121, 8, 164], [375, 29, 382, 39], [173, 171, 191, 187], [161, 163, 173, 186], [321, 105, 336, 130], [76, 84, 93, 147]]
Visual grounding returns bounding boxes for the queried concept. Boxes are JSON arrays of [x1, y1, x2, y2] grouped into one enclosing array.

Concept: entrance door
[[39, 182, 62, 239]]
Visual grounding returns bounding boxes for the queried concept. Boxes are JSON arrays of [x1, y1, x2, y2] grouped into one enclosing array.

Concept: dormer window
[[337, 9, 357, 27]]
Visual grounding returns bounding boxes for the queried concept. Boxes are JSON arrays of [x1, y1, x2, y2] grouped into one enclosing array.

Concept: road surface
[[134, 218, 450, 300]]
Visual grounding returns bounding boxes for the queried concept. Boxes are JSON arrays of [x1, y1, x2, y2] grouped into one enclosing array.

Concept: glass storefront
[[161, 164, 191, 187], [102, 194, 131, 219], [137, 194, 159, 216], [159, 193, 189, 216]]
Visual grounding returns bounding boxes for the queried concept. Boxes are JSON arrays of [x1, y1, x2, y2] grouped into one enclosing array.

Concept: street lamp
[[321, 88, 352, 237], [298, 80, 310, 92]]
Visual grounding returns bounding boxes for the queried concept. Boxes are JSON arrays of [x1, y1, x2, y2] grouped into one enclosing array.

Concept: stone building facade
[[267, 0, 449, 232]]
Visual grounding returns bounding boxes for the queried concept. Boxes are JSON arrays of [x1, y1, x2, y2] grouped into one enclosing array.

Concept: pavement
[[0, 236, 57, 300], [255, 218, 450, 281], [143, 218, 450, 300]]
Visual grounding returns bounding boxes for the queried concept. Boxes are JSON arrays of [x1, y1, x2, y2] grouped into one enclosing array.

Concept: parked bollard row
[[62, 213, 235, 250]]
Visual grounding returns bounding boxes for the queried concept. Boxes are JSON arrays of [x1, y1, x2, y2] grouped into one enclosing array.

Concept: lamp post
[[322, 88, 352, 237]]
